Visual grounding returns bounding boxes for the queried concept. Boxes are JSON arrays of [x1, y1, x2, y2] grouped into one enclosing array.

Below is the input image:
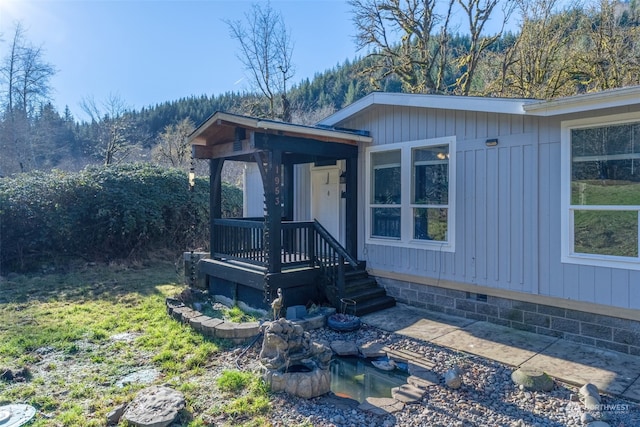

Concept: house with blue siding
[[190, 86, 640, 354]]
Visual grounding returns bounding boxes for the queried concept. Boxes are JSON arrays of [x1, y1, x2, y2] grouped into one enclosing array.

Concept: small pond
[[330, 357, 409, 403]]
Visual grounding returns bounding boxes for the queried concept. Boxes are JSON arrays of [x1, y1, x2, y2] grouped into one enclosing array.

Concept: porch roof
[[189, 111, 372, 162]]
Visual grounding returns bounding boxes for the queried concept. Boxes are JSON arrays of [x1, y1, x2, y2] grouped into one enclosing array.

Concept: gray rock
[[106, 403, 127, 426], [580, 383, 601, 401], [584, 395, 601, 411], [581, 412, 594, 424], [122, 386, 185, 427], [330, 340, 359, 356], [444, 368, 462, 389], [371, 359, 396, 371], [358, 341, 386, 358], [511, 368, 554, 392]]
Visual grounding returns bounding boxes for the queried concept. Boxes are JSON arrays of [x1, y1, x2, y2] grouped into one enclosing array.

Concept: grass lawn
[[0, 258, 270, 426]]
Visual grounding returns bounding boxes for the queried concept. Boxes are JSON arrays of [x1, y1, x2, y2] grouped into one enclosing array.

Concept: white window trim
[[561, 112, 640, 270], [365, 136, 456, 252]]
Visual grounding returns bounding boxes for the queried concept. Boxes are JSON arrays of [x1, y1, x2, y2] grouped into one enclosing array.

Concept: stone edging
[[165, 299, 334, 343]]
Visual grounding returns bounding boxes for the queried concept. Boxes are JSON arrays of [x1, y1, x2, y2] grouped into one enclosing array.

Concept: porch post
[[210, 158, 223, 258], [345, 156, 358, 258], [265, 149, 283, 273]]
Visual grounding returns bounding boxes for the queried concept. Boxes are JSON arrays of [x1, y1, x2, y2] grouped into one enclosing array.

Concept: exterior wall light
[[485, 138, 498, 147]]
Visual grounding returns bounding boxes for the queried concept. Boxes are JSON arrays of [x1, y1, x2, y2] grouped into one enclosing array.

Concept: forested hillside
[[1, 0, 639, 176]]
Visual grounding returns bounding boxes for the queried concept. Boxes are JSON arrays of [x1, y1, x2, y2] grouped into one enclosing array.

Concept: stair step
[[344, 277, 378, 292], [344, 269, 369, 280], [383, 347, 436, 371], [321, 260, 395, 316], [353, 296, 396, 316], [344, 286, 387, 302]]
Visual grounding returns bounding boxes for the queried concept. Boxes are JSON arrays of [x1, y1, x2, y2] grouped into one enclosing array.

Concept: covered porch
[[189, 112, 395, 314]]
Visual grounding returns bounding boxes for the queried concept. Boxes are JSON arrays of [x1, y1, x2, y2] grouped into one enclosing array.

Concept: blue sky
[[0, 0, 360, 120]]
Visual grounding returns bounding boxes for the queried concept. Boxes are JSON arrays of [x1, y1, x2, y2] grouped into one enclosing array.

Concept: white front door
[[311, 165, 343, 245]]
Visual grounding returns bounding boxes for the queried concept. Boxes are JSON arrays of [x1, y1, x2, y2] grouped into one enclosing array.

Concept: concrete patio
[[361, 304, 640, 402]]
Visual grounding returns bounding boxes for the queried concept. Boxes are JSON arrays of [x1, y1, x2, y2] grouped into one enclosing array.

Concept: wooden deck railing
[[212, 218, 266, 266], [212, 218, 359, 297]]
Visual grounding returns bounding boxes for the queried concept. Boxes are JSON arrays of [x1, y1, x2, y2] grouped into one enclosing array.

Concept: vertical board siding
[[563, 264, 581, 300], [579, 265, 596, 302], [538, 142, 553, 297], [611, 269, 630, 307], [350, 105, 539, 293], [524, 143, 539, 294], [594, 268, 612, 306], [338, 104, 635, 310], [475, 149, 487, 282], [487, 147, 500, 283], [630, 271, 640, 309], [498, 145, 512, 288]]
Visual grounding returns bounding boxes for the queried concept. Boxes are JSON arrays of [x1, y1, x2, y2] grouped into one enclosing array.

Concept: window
[[562, 113, 640, 269], [371, 150, 401, 238], [412, 145, 449, 241], [366, 137, 455, 250]]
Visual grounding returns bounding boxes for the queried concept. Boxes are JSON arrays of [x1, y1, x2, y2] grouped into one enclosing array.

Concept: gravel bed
[[242, 323, 640, 427]]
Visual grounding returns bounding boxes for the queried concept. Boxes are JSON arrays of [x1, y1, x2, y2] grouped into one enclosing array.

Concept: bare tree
[[0, 22, 55, 117], [455, 0, 513, 95], [15, 43, 55, 117], [226, 2, 295, 120], [576, 0, 640, 91], [349, 0, 454, 94], [1, 23, 25, 116], [0, 22, 56, 174], [152, 117, 195, 169], [487, 0, 582, 99], [81, 94, 137, 166]]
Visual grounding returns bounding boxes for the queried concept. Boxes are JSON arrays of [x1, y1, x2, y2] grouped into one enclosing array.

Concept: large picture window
[[562, 114, 640, 269], [366, 137, 455, 250]]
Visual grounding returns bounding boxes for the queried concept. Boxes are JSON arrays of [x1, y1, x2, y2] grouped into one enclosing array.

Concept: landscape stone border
[[165, 298, 335, 343]]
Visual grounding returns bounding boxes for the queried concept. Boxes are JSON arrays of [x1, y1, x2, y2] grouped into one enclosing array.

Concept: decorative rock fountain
[[259, 317, 333, 399]]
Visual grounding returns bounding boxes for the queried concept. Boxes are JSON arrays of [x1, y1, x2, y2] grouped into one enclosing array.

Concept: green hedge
[[0, 163, 242, 271]]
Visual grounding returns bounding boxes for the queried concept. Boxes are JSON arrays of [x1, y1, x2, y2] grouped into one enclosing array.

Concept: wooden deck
[[201, 218, 395, 314]]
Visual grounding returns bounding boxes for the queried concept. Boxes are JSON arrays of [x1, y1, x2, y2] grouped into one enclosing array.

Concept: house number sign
[[273, 165, 281, 206]]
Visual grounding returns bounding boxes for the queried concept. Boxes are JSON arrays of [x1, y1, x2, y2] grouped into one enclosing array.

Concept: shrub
[[0, 163, 242, 271]]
